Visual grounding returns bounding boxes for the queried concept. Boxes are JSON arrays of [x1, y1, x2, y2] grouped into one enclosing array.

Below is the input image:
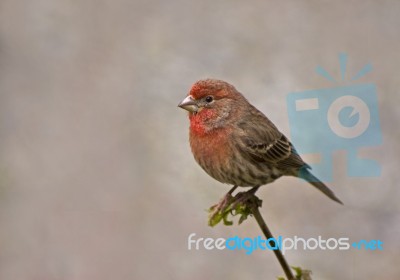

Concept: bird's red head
[[189, 79, 231, 100], [178, 79, 246, 135]]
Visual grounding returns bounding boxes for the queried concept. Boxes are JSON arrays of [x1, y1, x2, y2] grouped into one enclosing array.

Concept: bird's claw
[[231, 191, 254, 209], [208, 189, 262, 227], [208, 193, 235, 226]]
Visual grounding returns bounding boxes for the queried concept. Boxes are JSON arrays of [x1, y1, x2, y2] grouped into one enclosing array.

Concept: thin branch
[[249, 197, 295, 280], [208, 190, 311, 279]]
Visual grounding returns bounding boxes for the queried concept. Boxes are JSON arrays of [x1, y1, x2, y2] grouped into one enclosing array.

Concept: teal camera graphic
[[287, 54, 382, 181]]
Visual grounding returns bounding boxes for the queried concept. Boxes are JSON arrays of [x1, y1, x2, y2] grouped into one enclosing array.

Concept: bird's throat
[[189, 109, 217, 136]]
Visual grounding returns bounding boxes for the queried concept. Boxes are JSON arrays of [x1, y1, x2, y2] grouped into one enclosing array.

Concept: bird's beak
[[178, 95, 198, 112]]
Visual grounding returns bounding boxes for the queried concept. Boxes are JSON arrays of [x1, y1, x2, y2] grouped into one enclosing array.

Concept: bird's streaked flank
[[178, 79, 342, 205]]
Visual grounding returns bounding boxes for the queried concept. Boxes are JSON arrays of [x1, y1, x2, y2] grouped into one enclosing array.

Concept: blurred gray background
[[0, 0, 399, 279]]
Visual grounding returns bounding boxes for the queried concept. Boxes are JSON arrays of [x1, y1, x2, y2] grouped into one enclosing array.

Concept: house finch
[[178, 79, 342, 204]]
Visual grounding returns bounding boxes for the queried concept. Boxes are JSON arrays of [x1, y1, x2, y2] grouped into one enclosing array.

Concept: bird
[[178, 79, 342, 205]]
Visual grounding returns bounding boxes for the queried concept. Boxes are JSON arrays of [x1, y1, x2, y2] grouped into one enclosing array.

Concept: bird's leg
[[209, 185, 238, 220], [208, 186, 262, 226], [231, 186, 260, 209], [211, 185, 238, 211], [211, 185, 259, 213], [227, 185, 239, 195]]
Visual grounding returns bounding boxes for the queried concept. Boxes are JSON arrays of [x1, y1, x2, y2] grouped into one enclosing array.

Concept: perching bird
[[178, 79, 342, 204]]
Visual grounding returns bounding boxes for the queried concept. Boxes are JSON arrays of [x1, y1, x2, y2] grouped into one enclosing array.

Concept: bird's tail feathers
[[300, 169, 343, 205]]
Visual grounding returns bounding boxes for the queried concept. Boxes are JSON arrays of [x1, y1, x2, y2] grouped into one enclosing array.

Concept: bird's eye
[[205, 96, 214, 103]]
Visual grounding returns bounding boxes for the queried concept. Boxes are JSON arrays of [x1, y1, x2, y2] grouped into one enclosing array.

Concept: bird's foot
[[208, 186, 262, 226], [208, 191, 236, 226], [231, 186, 260, 209]]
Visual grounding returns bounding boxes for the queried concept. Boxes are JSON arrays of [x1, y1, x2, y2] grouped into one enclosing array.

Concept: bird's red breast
[[188, 109, 232, 178]]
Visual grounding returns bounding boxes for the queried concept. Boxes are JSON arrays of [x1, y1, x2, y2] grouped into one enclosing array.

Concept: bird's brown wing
[[237, 106, 307, 170]]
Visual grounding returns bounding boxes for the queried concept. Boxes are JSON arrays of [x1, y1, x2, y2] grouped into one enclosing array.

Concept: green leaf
[[207, 193, 262, 227], [292, 266, 303, 277]]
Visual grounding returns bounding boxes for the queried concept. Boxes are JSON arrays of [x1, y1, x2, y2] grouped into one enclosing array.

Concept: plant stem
[[250, 199, 295, 280]]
